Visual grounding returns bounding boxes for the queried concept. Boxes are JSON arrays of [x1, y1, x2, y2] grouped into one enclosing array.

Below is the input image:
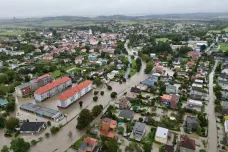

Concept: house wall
[[155, 136, 167, 144], [57, 84, 92, 108], [15, 87, 23, 97], [180, 147, 195, 152]]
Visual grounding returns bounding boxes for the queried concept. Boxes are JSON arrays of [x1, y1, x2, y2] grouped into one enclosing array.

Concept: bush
[[31, 140, 38, 146], [93, 96, 98, 101], [50, 126, 60, 134], [110, 92, 117, 98], [47, 121, 51, 127], [45, 132, 50, 138], [107, 85, 112, 90], [139, 117, 143, 122], [94, 91, 99, 95], [122, 78, 126, 82], [100, 91, 104, 96]]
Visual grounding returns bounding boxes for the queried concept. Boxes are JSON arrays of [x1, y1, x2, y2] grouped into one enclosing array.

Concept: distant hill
[[0, 12, 228, 28]]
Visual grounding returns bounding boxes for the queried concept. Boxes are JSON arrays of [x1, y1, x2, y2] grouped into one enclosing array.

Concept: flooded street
[[27, 61, 148, 152], [206, 60, 217, 152], [0, 42, 149, 151]]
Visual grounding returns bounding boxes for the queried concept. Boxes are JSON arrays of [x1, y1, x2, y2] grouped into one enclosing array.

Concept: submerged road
[[28, 45, 148, 152], [206, 60, 218, 152]]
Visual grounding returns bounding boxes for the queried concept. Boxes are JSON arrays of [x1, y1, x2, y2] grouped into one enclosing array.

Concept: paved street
[[206, 60, 218, 152]]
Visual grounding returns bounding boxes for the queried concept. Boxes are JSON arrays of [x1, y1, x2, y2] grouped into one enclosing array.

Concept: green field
[[208, 30, 221, 34], [220, 44, 228, 51], [224, 27, 228, 32], [0, 29, 25, 36], [118, 20, 138, 25], [41, 20, 72, 27], [156, 38, 169, 42], [51, 70, 62, 78]]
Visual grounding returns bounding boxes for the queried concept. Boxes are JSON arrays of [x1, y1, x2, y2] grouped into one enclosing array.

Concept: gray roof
[[133, 122, 146, 133], [20, 122, 45, 132], [79, 142, 93, 151], [20, 103, 63, 119], [16, 82, 32, 89], [118, 110, 134, 120]]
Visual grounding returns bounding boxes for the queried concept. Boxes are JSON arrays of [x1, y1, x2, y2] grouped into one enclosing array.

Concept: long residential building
[[34, 77, 72, 102], [57, 80, 92, 108], [15, 74, 52, 97]]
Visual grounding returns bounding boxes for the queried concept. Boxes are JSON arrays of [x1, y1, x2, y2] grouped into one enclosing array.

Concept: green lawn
[[156, 38, 169, 42], [220, 44, 228, 51], [0, 29, 25, 36], [130, 69, 137, 76], [208, 30, 221, 34], [71, 135, 86, 150], [224, 27, 228, 32], [131, 59, 137, 69], [118, 20, 138, 25], [51, 70, 62, 78]]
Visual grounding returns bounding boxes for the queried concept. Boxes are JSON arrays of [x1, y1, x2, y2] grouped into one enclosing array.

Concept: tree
[[117, 126, 124, 135], [0, 74, 8, 84], [139, 117, 143, 122], [100, 91, 104, 95], [159, 146, 165, 152], [92, 105, 103, 117], [179, 46, 192, 56], [1, 145, 9, 152], [125, 142, 143, 152], [6, 117, 19, 131], [93, 96, 98, 101], [47, 121, 51, 126], [107, 85, 112, 90], [144, 61, 153, 74], [93, 77, 102, 86], [79, 101, 83, 107], [50, 126, 60, 134], [102, 137, 119, 152], [5, 101, 15, 112], [45, 132, 50, 138], [200, 45, 206, 52], [0, 116, 6, 128], [76, 109, 92, 130], [110, 92, 117, 98], [68, 131, 72, 138], [10, 138, 30, 152], [215, 91, 222, 99]]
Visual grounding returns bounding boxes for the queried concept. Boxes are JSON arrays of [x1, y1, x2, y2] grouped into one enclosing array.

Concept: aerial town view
[[0, 0, 228, 152]]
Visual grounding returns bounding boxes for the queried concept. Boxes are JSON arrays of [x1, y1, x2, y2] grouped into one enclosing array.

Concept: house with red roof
[[178, 136, 196, 152], [187, 61, 195, 68], [156, 66, 164, 74], [100, 118, 117, 138], [188, 51, 200, 60], [57, 80, 92, 108], [34, 77, 72, 102], [75, 56, 84, 64], [78, 137, 99, 152]]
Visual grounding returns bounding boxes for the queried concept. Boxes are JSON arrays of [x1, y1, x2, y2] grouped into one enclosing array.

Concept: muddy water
[[0, 42, 149, 151], [206, 61, 218, 152], [25, 61, 148, 152]]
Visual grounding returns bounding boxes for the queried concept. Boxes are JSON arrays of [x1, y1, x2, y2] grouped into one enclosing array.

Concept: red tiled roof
[[58, 80, 92, 101], [180, 137, 196, 150], [83, 137, 97, 146], [34, 77, 71, 95], [156, 66, 163, 71]]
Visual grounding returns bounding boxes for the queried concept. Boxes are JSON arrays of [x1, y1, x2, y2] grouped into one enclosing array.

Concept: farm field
[[220, 44, 228, 51], [156, 37, 169, 41], [0, 29, 25, 36]]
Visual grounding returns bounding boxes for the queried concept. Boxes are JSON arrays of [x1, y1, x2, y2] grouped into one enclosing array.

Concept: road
[[206, 60, 218, 152], [26, 45, 148, 152]]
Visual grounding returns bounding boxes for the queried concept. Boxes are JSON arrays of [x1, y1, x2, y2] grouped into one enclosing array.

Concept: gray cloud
[[0, 0, 227, 18]]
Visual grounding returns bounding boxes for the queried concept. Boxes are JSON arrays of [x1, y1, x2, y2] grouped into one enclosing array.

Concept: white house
[[75, 56, 84, 64], [155, 127, 169, 144], [225, 120, 228, 133]]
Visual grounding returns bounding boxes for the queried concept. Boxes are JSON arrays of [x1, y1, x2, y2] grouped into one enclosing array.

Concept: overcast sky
[[0, 0, 228, 18]]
